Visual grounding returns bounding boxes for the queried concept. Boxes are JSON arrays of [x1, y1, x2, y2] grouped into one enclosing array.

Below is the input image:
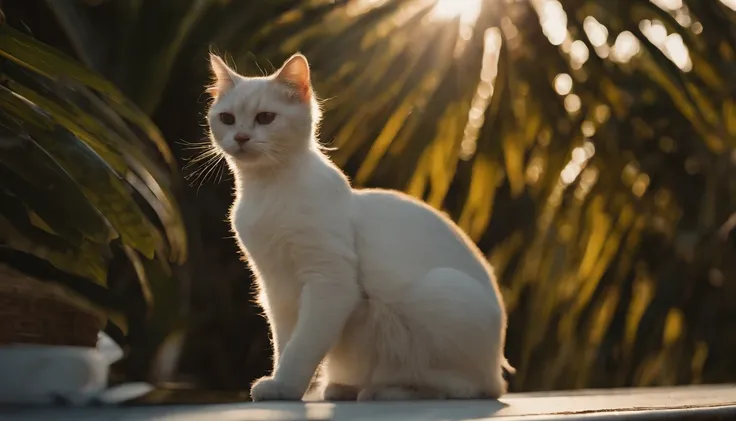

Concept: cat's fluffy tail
[[502, 358, 516, 380]]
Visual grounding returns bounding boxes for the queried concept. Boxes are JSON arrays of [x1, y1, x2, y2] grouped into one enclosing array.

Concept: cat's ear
[[207, 54, 240, 98], [274, 53, 312, 102]]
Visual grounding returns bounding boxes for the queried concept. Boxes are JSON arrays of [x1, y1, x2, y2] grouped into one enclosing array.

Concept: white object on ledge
[[0, 332, 152, 405]]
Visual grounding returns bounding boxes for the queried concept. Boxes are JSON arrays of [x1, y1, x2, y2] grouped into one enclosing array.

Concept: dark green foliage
[[0, 21, 187, 355]]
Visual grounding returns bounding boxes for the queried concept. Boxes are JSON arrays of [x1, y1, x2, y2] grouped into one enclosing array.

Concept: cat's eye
[[255, 112, 276, 125], [219, 112, 235, 125]]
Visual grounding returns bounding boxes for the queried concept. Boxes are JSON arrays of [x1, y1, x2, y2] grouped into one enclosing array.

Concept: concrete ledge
[[3, 385, 736, 420]]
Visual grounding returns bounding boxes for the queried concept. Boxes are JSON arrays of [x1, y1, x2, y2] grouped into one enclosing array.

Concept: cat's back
[[350, 188, 492, 291]]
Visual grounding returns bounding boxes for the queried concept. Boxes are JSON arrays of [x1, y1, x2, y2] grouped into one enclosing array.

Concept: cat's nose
[[234, 133, 251, 145]]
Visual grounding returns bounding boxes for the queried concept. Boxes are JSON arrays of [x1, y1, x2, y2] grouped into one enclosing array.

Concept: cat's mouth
[[224, 144, 260, 161]]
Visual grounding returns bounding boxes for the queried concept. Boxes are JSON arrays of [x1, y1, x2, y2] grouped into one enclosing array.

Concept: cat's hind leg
[[357, 370, 484, 400], [322, 383, 360, 401], [318, 306, 374, 401], [361, 267, 508, 400]]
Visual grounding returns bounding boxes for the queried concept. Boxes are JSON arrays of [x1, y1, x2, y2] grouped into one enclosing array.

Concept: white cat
[[205, 52, 514, 402]]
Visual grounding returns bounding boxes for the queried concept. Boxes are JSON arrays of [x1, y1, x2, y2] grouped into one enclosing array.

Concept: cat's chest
[[232, 197, 295, 254], [230, 194, 306, 288]]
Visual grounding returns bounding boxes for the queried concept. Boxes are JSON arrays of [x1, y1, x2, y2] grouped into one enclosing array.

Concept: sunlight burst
[[431, 0, 482, 25], [721, 0, 736, 11]]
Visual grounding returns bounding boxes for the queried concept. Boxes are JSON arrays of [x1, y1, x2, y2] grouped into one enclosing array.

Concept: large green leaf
[[0, 122, 111, 247], [0, 24, 175, 169], [0, 84, 159, 258], [0, 190, 109, 285], [0, 18, 188, 351], [0, 24, 187, 263]]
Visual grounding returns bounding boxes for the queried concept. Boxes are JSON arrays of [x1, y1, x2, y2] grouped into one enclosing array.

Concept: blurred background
[[1, 0, 736, 400]]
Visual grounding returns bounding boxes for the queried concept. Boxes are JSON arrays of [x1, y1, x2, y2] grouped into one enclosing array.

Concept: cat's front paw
[[250, 377, 303, 401]]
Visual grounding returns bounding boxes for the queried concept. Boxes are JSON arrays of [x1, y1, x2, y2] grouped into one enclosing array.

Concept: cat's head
[[205, 53, 320, 168]]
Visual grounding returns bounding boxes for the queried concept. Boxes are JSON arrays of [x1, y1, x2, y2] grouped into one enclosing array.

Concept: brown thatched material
[[0, 264, 106, 347]]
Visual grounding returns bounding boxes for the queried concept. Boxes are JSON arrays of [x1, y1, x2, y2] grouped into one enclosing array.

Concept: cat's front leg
[[250, 272, 359, 401], [258, 291, 296, 372]]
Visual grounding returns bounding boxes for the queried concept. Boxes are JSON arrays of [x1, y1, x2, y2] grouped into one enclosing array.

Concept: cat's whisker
[[177, 138, 213, 149], [184, 149, 226, 189], [215, 158, 230, 183], [183, 153, 219, 172], [264, 145, 288, 166], [254, 60, 266, 77], [184, 162, 214, 185], [188, 150, 219, 169], [259, 148, 278, 165], [182, 143, 215, 151], [195, 154, 223, 179], [184, 143, 220, 160], [201, 154, 225, 185]]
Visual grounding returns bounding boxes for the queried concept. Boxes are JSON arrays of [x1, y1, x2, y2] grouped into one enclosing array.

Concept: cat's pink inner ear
[[208, 54, 239, 98], [274, 53, 312, 102]]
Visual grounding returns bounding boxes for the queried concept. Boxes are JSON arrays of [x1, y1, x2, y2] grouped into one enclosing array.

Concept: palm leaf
[[0, 21, 187, 340]]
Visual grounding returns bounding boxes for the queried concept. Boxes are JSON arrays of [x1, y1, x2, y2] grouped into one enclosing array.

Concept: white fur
[[205, 54, 513, 402]]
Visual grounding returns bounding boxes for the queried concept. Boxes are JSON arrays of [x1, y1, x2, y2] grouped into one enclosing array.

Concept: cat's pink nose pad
[[234, 133, 251, 145]]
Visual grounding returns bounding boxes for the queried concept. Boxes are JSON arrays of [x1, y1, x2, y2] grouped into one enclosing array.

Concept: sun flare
[[431, 0, 483, 25]]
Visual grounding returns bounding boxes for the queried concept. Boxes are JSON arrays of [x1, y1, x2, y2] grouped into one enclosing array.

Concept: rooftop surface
[[2, 384, 735, 421]]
